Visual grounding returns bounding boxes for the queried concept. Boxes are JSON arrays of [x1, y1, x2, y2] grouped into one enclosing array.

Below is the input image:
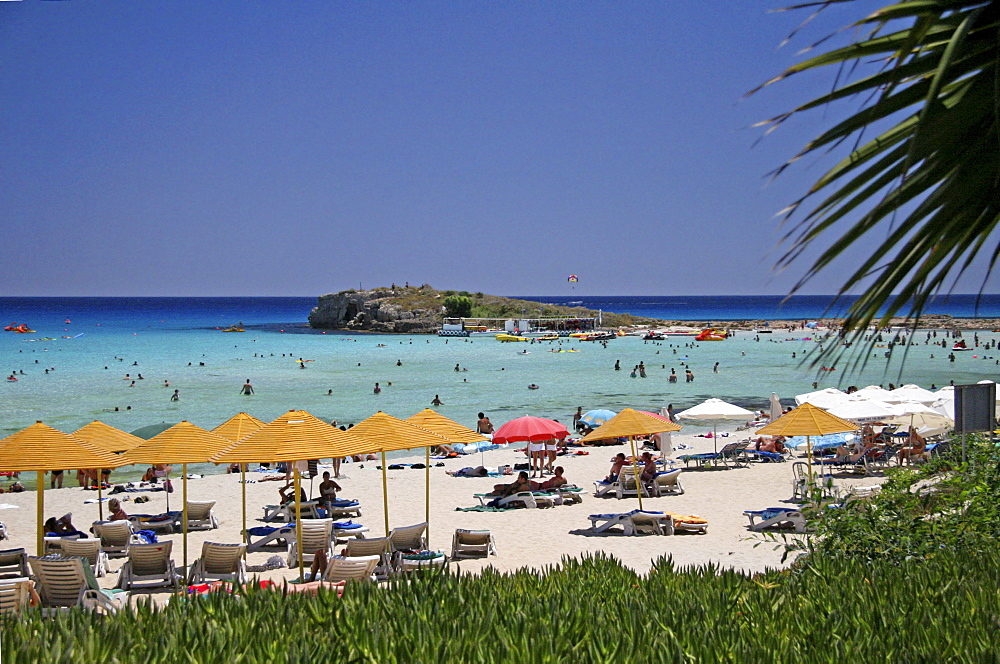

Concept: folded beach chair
[[0, 577, 31, 614], [59, 538, 110, 577], [344, 537, 392, 580], [287, 519, 333, 568], [28, 555, 127, 614], [451, 529, 498, 559], [323, 555, 380, 583], [0, 548, 28, 578], [627, 511, 675, 536], [92, 520, 137, 558], [743, 507, 808, 533], [388, 522, 428, 552], [188, 542, 247, 585], [119, 541, 179, 590], [185, 500, 220, 530], [246, 524, 296, 552], [649, 469, 685, 497]]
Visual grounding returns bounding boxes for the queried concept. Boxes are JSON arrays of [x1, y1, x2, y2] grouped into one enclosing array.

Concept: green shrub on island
[[443, 294, 474, 318], [5, 549, 1000, 662]]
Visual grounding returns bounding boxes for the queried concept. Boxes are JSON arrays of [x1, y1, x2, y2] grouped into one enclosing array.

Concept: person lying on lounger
[[278, 482, 308, 506], [533, 466, 567, 491]]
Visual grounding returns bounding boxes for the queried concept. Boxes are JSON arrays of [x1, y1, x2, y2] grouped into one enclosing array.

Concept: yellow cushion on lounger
[[663, 511, 708, 525]]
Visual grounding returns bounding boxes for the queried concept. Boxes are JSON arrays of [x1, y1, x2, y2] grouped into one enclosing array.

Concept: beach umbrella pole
[[241, 464, 248, 556], [97, 478, 103, 521], [629, 437, 643, 512], [295, 467, 303, 583], [36, 471, 44, 556], [380, 451, 389, 536], [425, 447, 430, 543], [182, 463, 189, 577]]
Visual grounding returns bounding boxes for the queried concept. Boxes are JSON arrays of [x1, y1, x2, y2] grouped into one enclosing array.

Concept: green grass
[[4, 550, 1000, 663]]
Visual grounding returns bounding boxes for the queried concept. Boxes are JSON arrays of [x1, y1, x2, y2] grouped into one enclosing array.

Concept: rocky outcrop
[[308, 289, 443, 333]]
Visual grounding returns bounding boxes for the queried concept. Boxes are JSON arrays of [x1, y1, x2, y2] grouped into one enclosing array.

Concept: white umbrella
[[826, 398, 900, 423], [884, 384, 938, 404], [769, 393, 783, 422], [794, 388, 849, 409], [886, 401, 953, 437], [851, 385, 893, 400], [677, 398, 756, 453]]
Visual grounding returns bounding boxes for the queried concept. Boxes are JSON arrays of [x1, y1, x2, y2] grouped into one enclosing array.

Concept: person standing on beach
[[240, 379, 254, 395]]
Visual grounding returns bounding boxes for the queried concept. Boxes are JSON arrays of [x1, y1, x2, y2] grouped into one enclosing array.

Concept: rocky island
[[308, 284, 662, 333]]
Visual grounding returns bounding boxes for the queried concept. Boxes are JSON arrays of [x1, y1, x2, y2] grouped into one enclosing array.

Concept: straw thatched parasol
[[211, 410, 370, 579], [0, 421, 125, 555], [579, 409, 682, 510], [73, 420, 145, 453], [211, 412, 267, 556], [124, 421, 234, 574], [350, 412, 456, 537]]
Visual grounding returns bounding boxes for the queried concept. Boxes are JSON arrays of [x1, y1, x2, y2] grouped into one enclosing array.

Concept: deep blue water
[[524, 294, 1000, 321]]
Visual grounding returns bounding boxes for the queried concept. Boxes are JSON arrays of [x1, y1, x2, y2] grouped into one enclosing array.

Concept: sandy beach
[[0, 426, 886, 602]]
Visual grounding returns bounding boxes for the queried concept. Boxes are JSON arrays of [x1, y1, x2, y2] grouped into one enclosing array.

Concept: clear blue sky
[[6, 0, 977, 297]]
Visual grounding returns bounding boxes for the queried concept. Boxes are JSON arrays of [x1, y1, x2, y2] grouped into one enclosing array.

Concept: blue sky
[[4, 0, 970, 297]]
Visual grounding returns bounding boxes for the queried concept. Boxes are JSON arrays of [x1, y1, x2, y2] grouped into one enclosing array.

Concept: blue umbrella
[[579, 409, 617, 427]]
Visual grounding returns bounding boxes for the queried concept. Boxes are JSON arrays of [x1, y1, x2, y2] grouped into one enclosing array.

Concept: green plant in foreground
[[4, 548, 1000, 663]]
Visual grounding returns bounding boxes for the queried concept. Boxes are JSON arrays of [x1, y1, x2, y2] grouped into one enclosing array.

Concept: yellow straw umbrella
[[0, 422, 125, 555], [579, 408, 683, 511], [349, 412, 456, 539], [72, 421, 146, 520], [210, 410, 369, 581], [211, 412, 266, 556], [123, 421, 234, 575], [406, 409, 488, 445], [756, 402, 858, 500]]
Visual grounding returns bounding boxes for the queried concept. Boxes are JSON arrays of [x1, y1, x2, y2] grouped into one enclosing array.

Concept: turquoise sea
[[1, 295, 998, 479]]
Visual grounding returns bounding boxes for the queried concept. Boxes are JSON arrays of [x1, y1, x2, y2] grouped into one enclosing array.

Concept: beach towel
[[333, 521, 362, 530], [134, 530, 158, 544]]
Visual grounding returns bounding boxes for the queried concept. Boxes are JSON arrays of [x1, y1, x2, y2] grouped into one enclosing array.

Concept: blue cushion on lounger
[[333, 521, 361, 529]]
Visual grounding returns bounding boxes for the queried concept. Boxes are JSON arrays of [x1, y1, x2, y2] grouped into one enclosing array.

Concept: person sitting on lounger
[[278, 482, 308, 505], [45, 513, 86, 537], [640, 451, 658, 482], [318, 472, 342, 508], [896, 428, 926, 465], [603, 453, 627, 483], [107, 498, 128, 522], [490, 471, 532, 497]]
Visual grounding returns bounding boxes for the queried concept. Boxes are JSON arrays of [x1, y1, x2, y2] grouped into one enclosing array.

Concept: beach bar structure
[[439, 315, 600, 337]]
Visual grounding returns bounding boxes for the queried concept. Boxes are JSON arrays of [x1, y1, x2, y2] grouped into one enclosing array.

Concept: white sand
[[0, 429, 885, 601]]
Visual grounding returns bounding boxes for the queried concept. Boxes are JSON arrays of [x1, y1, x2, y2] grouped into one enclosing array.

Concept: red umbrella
[[492, 416, 569, 444], [638, 410, 672, 423]]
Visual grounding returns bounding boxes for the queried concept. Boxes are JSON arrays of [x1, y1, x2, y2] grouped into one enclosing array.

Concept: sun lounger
[[649, 469, 684, 496], [388, 522, 428, 552], [396, 550, 448, 572], [0, 548, 28, 578], [552, 485, 586, 504], [28, 555, 126, 613], [185, 500, 220, 530], [474, 492, 538, 509], [451, 529, 498, 559], [744, 507, 808, 533], [188, 542, 247, 585], [678, 441, 749, 468], [246, 524, 296, 552], [332, 521, 369, 543], [119, 541, 179, 590], [59, 538, 110, 577], [344, 537, 392, 580], [588, 511, 640, 534], [323, 555, 380, 583], [0, 577, 31, 614], [323, 499, 362, 519], [92, 520, 137, 558], [287, 519, 333, 568], [262, 500, 321, 522], [628, 511, 675, 535], [660, 511, 709, 534]]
